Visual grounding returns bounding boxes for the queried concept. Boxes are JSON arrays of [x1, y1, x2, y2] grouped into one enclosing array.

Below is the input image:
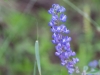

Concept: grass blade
[[33, 61, 36, 75], [63, 0, 100, 28], [35, 40, 41, 75]]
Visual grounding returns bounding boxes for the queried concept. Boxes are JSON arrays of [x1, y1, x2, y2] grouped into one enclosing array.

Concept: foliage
[[0, 0, 100, 75]]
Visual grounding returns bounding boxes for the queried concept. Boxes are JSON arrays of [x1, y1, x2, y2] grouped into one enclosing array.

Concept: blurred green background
[[0, 0, 100, 75]]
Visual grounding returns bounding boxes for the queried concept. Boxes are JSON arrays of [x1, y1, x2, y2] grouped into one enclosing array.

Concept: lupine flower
[[89, 60, 98, 68], [48, 4, 79, 74]]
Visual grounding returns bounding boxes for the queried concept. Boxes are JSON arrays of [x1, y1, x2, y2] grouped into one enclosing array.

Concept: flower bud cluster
[[48, 4, 79, 74]]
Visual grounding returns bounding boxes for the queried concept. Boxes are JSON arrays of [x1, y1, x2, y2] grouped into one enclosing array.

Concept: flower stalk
[[48, 4, 79, 74]]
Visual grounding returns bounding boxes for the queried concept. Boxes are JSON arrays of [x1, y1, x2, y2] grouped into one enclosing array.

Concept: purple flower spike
[[89, 60, 98, 68], [48, 4, 79, 74], [60, 14, 67, 22], [48, 21, 53, 26], [52, 15, 58, 21], [60, 6, 66, 12]]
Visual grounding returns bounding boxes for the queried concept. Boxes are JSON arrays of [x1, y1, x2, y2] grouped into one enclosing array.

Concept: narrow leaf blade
[[35, 40, 41, 75]]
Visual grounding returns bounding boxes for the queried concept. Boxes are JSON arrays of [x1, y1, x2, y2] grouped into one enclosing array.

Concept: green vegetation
[[0, 0, 100, 75]]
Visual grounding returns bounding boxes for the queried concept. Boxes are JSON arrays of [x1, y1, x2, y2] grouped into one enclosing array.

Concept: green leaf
[[35, 40, 41, 75], [33, 61, 36, 75]]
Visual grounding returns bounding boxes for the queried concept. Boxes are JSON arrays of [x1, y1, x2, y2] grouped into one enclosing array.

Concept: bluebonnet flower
[[48, 4, 79, 74], [89, 60, 98, 68]]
